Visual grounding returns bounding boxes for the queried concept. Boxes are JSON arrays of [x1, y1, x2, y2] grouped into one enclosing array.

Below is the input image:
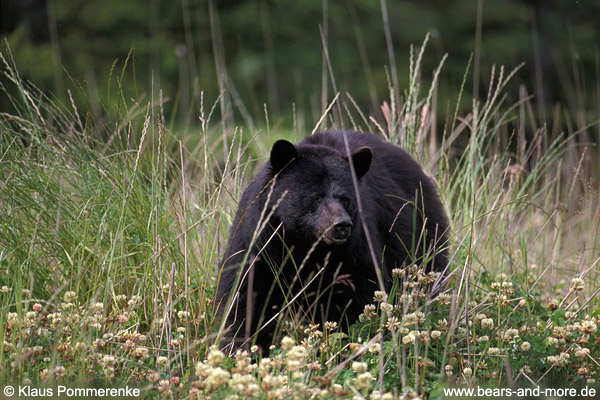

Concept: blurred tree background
[[1, 0, 599, 138]]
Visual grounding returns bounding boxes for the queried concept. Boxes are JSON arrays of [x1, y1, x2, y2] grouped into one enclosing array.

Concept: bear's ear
[[350, 146, 372, 179], [270, 139, 298, 173]]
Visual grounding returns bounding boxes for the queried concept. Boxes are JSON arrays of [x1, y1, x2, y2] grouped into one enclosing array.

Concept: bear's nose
[[332, 217, 352, 239]]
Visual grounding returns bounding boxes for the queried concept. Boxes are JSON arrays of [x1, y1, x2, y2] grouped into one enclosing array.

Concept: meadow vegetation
[[1, 35, 599, 399]]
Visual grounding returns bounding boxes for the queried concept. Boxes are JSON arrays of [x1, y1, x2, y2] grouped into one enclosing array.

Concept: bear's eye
[[339, 196, 351, 208], [312, 194, 321, 202]]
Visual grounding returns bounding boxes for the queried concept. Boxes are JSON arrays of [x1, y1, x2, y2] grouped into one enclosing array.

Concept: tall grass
[[0, 49, 232, 384], [1, 30, 599, 399]]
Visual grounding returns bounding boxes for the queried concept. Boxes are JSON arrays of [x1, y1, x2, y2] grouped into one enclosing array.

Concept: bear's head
[[267, 139, 372, 246]]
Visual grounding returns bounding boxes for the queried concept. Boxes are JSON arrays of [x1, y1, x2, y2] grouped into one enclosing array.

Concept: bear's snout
[[332, 216, 352, 241], [318, 199, 353, 244]]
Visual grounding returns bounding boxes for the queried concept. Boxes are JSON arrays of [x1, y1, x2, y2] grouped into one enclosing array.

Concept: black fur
[[215, 131, 449, 350]]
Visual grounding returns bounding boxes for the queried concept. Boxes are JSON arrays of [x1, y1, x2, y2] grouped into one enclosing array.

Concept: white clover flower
[[488, 347, 500, 356], [157, 356, 168, 367], [368, 343, 381, 353], [206, 367, 231, 391], [380, 302, 393, 313], [575, 348, 590, 358], [505, 328, 519, 339], [146, 372, 160, 383], [135, 347, 149, 358], [63, 291, 77, 302], [403, 312, 425, 325], [258, 357, 273, 374], [373, 291, 387, 302], [280, 336, 294, 351], [364, 304, 376, 316], [25, 311, 37, 320], [547, 352, 570, 367], [402, 333, 416, 344], [195, 362, 210, 379], [356, 371, 373, 389], [481, 318, 494, 329], [399, 294, 412, 304], [157, 380, 170, 394], [519, 299, 527, 307], [386, 316, 401, 330], [474, 313, 487, 322], [229, 373, 258, 396], [351, 361, 368, 373], [419, 330, 430, 343], [436, 293, 452, 305], [570, 277, 585, 292], [582, 319, 597, 334], [521, 341, 531, 351], [372, 390, 394, 400], [234, 350, 255, 374], [285, 346, 307, 371], [392, 268, 403, 278], [54, 365, 66, 377], [207, 346, 225, 366], [371, 391, 383, 400], [177, 310, 191, 320], [7, 312, 19, 329], [115, 294, 128, 303], [324, 321, 338, 331]]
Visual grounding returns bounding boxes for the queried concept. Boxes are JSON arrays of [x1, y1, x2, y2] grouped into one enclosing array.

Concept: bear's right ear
[[270, 140, 298, 173], [351, 146, 372, 179]]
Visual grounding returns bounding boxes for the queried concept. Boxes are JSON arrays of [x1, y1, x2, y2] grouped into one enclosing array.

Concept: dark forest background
[[1, 0, 599, 140]]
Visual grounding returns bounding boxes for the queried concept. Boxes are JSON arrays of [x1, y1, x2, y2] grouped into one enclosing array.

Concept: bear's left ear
[[350, 146, 372, 179], [270, 139, 298, 173]]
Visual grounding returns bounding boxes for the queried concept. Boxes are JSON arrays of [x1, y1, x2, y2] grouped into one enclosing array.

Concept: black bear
[[216, 131, 449, 350]]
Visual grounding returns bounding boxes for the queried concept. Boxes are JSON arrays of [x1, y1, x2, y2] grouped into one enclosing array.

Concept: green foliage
[[2, 0, 599, 134]]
